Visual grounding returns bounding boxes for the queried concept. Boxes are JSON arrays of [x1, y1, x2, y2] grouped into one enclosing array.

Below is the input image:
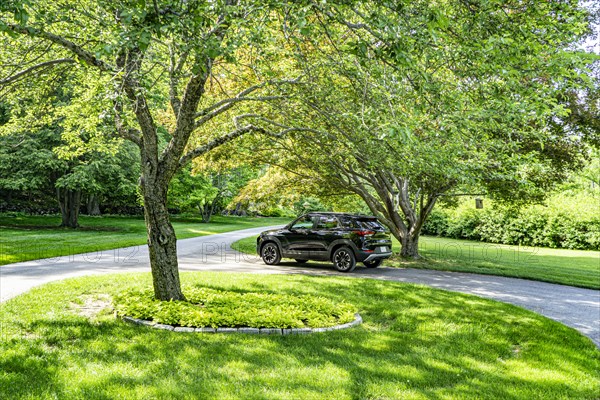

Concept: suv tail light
[[354, 230, 375, 236]]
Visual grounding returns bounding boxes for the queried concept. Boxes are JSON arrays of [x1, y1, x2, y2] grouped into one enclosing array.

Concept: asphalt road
[[1, 225, 599, 347]]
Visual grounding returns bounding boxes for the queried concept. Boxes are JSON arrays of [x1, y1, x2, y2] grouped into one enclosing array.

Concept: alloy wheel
[[334, 250, 352, 271]]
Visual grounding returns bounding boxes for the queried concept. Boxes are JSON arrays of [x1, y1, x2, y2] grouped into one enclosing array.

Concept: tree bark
[[200, 195, 220, 223], [400, 234, 420, 259], [201, 202, 212, 223], [57, 188, 81, 228], [141, 180, 185, 301], [86, 194, 101, 216]]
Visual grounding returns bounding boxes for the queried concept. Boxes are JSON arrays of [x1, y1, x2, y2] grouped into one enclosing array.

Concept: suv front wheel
[[332, 247, 356, 272], [261, 243, 281, 265]]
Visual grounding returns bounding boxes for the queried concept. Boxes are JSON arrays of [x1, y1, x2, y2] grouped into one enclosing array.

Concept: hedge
[[423, 196, 600, 250]]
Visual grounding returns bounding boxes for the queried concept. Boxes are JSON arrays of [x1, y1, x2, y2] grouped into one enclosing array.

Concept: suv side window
[[339, 217, 360, 229], [291, 215, 314, 230], [315, 215, 339, 230]]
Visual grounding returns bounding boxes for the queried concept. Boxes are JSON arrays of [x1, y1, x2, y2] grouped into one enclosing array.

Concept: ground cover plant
[[0, 215, 289, 265], [114, 287, 356, 328], [0, 272, 598, 399], [232, 235, 600, 289]]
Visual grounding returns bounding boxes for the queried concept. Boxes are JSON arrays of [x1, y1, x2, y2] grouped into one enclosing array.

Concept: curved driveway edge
[[1, 225, 599, 347]]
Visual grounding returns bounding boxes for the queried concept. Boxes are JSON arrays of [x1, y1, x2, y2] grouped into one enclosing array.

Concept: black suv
[[256, 212, 393, 272]]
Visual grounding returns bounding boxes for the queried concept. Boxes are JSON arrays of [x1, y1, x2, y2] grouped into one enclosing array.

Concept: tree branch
[[0, 58, 75, 85], [168, 43, 189, 117], [113, 100, 142, 146], [194, 78, 300, 129], [232, 113, 325, 137], [179, 124, 266, 167], [3, 23, 115, 72], [160, 2, 238, 178]]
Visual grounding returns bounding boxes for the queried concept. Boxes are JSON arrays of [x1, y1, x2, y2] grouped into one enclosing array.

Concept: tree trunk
[[86, 194, 101, 216], [141, 182, 186, 301], [201, 202, 212, 223], [400, 234, 420, 259], [200, 195, 220, 223], [233, 201, 242, 216], [57, 188, 81, 228]]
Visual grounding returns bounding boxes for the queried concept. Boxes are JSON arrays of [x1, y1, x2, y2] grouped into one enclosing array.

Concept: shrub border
[[120, 313, 363, 334]]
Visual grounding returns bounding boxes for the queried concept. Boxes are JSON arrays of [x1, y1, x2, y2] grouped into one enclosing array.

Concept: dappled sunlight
[[0, 272, 598, 399], [384, 235, 600, 289], [182, 229, 219, 235], [0, 215, 290, 266]]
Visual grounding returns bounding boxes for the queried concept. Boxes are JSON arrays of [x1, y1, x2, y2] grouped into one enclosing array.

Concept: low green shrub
[[423, 194, 600, 250], [446, 208, 482, 240], [114, 286, 357, 328], [422, 210, 449, 236]]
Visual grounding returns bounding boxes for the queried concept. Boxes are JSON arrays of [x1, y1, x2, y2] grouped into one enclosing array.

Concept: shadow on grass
[[393, 237, 600, 290], [0, 273, 598, 399]]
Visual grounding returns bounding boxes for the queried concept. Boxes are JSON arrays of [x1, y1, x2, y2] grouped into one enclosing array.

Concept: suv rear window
[[357, 218, 385, 231], [340, 217, 385, 231]]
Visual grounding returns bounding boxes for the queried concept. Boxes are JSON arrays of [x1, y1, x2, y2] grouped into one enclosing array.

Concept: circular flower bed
[[114, 286, 357, 330]]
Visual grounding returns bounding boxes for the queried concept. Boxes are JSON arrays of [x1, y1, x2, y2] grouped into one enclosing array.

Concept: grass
[[390, 236, 600, 290], [231, 234, 259, 254], [0, 272, 598, 399], [232, 235, 600, 289], [0, 214, 290, 266]]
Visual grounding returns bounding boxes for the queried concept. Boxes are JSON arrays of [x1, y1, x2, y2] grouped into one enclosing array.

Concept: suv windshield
[[290, 215, 314, 230]]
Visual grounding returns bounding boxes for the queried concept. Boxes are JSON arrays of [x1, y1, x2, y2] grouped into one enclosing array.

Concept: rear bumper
[[362, 252, 393, 262]]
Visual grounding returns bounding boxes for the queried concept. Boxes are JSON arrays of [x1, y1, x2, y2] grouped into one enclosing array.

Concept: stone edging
[[121, 313, 363, 334]]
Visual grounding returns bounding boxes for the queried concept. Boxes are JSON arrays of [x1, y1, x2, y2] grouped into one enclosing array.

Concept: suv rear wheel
[[363, 259, 382, 268], [332, 247, 356, 272], [261, 243, 281, 265]]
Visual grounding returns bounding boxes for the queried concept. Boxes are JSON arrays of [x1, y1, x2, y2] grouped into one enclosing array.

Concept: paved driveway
[[1, 225, 598, 347]]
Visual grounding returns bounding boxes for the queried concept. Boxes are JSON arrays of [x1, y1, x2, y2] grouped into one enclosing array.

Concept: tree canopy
[[0, 0, 597, 286], [206, 0, 599, 257]]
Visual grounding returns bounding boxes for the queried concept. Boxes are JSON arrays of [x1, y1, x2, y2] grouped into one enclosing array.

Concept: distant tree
[[0, 128, 64, 211], [169, 166, 254, 222], [0, 117, 140, 226], [0, 73, 140, 226]]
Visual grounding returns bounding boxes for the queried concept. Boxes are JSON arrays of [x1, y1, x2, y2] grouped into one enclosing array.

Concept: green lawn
[[232, 235, 600, 289], [231, 234, 260, 254], [0, 214, 290, 266], [390, 236, 600, 290], [0, 272, 597, 399]]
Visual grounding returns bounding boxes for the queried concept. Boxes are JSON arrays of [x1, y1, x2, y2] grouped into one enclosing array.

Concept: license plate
[[379, 246, 388, 252]]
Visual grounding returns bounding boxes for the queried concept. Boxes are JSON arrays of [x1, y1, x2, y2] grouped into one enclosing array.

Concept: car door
[[312, 215, 340, 260], [281, 215, 315, 257]]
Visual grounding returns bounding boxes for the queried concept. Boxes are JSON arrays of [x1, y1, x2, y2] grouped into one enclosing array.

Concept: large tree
[[0, 102, 139, 226], [0, 1, 341, 300], [221, 0, 598, 257]]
